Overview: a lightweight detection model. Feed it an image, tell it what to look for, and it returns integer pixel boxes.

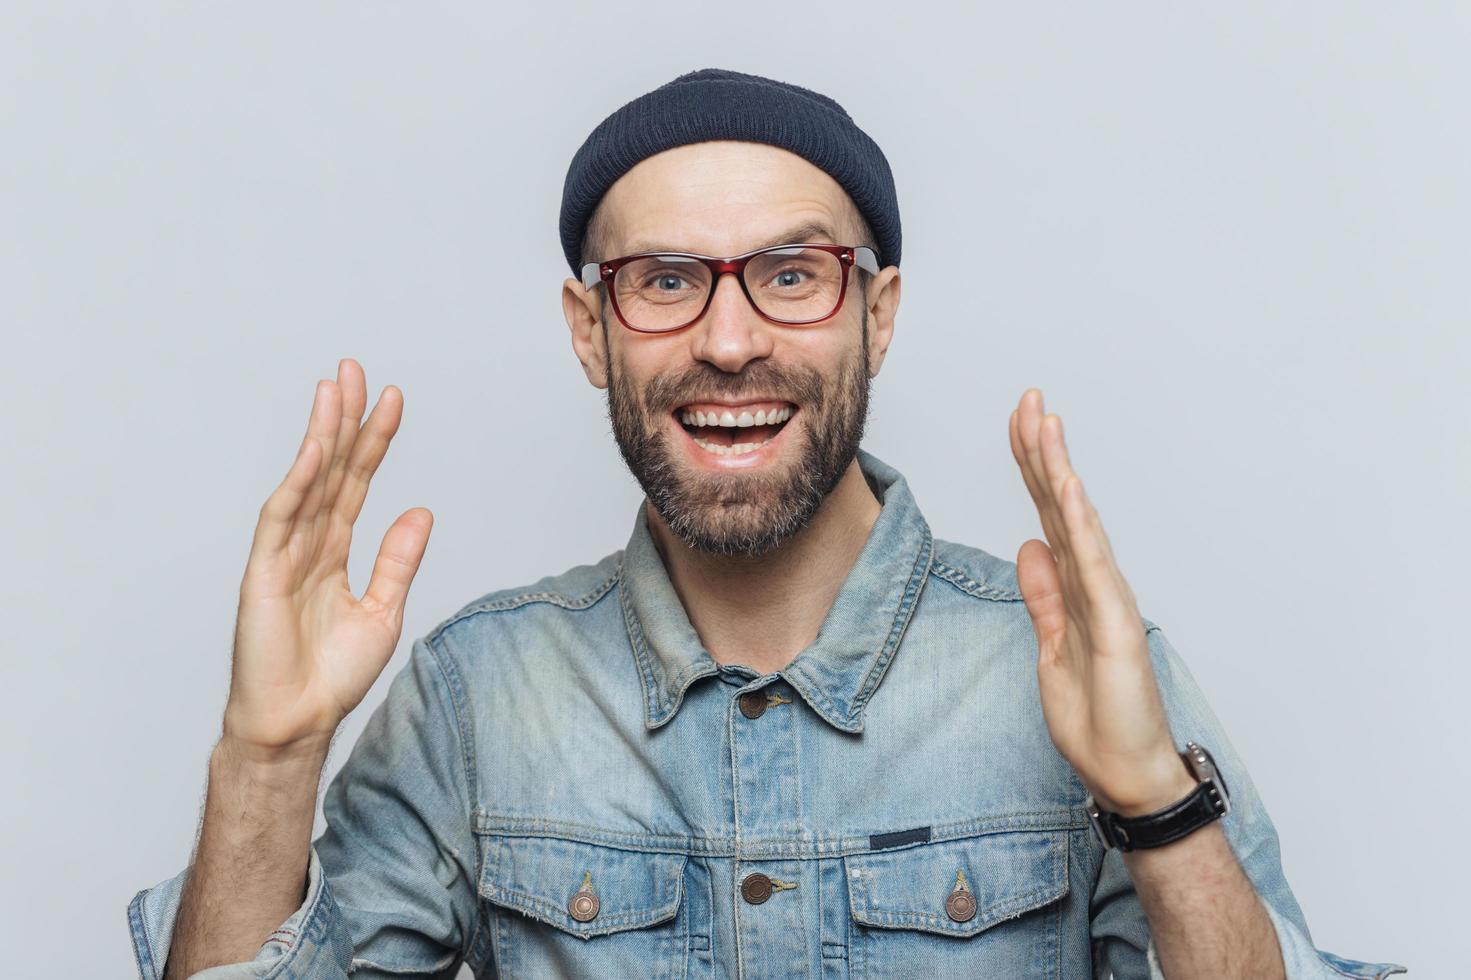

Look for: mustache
[641,360,827,415]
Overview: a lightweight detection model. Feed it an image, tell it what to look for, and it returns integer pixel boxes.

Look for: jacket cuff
[1142,894,1407,980]
[127,844,347,979]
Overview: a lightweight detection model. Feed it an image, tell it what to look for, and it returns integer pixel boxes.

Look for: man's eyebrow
[621,221,840,256]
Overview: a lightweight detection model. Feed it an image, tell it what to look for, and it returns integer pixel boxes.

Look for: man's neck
[645,458,884,675]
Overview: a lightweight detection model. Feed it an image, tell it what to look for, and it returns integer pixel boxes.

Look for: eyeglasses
[581,242,880,334]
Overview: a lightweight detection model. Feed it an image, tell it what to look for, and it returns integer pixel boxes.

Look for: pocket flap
[846,829,1069,938]
[479,835,688,938]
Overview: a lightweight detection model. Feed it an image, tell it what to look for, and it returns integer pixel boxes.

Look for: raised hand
[1008,388,1196,816]
[222,358,433,761]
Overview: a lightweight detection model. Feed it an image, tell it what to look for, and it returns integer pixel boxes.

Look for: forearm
[164,735,329,980]
[1121,814,1285,980]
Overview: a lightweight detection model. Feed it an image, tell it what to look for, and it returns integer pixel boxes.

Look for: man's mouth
[672,400,797,457]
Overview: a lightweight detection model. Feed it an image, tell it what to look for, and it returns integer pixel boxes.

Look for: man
[129,68,1406,979]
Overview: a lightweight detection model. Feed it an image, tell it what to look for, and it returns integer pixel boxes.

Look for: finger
[1057,474,1126,618]
[317,358,368,526]
[1038,410,1108,608]
[360,508,433,628]
[1037,412,1075,500]
[1067,475,1141,622]
[1015,537,1070,664]
[1011,406,1073,571]
[1036,411,1083,548]
[296,379,342,526]
[331,384,404,531]
[1041,412,1126,605]
[1014,390,1074,566]
[251,432,324,557]
[1008,408,1049,506]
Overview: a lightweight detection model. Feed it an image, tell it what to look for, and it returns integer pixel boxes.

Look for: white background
[1,3,1461,976]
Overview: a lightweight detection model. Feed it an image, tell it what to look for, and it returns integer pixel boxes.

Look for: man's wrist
[1106,766,1202,818]
[1087,749,1200,818]
[212,733,330,786]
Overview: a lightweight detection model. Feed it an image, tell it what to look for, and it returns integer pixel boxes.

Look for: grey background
[1,3,1461,976]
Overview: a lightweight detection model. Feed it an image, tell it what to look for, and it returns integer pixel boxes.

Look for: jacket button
[945,886,977,923]
[568,873,599,922]
[738,691,767,719]
[740,872,773,904]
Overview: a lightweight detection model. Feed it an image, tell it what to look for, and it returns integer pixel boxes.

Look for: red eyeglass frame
[580,242,881,334]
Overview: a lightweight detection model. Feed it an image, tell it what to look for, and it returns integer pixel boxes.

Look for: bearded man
[129,68,1406,980]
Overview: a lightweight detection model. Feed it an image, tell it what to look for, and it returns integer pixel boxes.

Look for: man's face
[564,141,898,557]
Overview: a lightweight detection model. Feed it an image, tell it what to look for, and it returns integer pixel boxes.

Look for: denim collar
[618,448,934,734]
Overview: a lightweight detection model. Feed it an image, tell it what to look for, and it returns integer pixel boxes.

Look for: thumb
[1017,538,1068,652]
[361,507,434,626]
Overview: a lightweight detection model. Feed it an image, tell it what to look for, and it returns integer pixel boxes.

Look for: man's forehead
[601,141,858,257]
[621,219,844,258]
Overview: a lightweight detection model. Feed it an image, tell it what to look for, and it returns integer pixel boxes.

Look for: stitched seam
[425,636,482,969]
[779,526,932,731]
[1053,855,1064,980]
[464,837,489,974]
[472,812,1088,857]
[848,829,1070,933]
[854,873,1066,924]
[852,526,934,716]
[426,569,621,644]
[930,560,1025,601]
[486,886,681,932]
[618,563,666,725]
[617,559,722,728]
[351,951,459,973]
[126,888,156,980]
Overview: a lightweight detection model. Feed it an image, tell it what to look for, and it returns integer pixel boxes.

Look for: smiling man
[129,69,1406,979]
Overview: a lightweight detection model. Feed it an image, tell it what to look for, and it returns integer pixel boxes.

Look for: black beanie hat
[559,67,901,275]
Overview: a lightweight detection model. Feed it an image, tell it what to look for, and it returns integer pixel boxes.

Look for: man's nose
[688,273,775,373]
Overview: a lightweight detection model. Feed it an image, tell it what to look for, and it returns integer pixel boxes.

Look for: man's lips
[668,400,798,462]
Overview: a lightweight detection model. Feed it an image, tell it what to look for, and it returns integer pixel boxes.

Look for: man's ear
[563,277,609,389]
[864,267,901,378]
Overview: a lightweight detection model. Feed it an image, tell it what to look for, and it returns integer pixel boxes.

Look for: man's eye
[766,268,810,288]
[642,273,695,291]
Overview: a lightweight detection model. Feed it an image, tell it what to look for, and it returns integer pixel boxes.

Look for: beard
[605,316,871,559]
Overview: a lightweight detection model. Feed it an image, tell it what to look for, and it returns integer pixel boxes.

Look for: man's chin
[648,463,816,557]
[657,508,806,557]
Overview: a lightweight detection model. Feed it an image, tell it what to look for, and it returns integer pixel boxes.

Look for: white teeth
[680,405,795,428]
[691,436,776,456]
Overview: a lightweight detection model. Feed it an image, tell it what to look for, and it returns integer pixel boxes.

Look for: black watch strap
[1085,742,1231,851]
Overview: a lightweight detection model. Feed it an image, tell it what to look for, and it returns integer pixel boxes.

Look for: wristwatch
[1085,741,1231,851]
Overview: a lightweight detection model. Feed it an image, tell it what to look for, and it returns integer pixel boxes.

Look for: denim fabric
[129,449,1407,979]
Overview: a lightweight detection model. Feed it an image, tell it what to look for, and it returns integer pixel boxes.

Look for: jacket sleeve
[1088,623,1408,980]
[127,635,484,979]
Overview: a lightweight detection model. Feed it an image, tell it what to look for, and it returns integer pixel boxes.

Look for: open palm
[1008,388,1188,814]
[222,358,432,758]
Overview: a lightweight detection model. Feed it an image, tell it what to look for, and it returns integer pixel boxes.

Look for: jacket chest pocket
[477,834,703,980]
[842,828,1071,980]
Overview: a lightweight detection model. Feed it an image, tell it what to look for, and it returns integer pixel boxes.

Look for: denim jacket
[129,449,1407,979]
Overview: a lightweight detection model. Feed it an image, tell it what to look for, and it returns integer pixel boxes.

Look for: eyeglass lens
[612,247,845,331]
